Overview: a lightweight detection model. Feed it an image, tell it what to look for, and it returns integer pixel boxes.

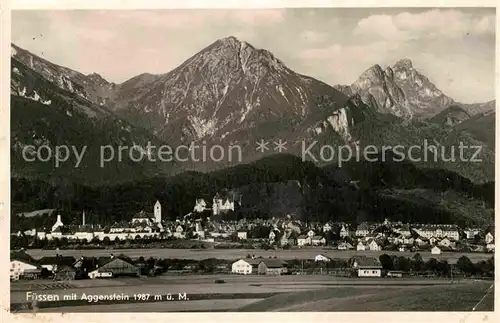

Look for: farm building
[431,246,442,255]
[314,254,331,262]
[231,259,260,274]
[257,259,288,275]
[88,255,139,279]
[10,251,41,280]
[54,266,77,280]
[237,231,248,240]
[350,256,382,277]
[37,255,76,272]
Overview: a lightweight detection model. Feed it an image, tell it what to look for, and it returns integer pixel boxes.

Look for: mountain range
[9,36,496,226]
[11,37,495,184]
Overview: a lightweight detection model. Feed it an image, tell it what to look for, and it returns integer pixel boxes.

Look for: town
[12,193,495,254]
[10,193,495,283]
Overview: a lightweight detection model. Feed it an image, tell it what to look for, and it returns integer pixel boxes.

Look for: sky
[11,8,496,103]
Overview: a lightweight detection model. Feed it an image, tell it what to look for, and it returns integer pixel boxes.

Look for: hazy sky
[12,8,496,103]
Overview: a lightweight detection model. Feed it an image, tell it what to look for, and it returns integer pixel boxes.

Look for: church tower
[154,200,162,224]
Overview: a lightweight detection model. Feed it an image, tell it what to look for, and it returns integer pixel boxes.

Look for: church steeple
[154,200,162,224]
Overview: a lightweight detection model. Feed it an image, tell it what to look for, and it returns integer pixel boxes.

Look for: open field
[238,282,495,311]
[22,248,494,262]
[11,275,494,312]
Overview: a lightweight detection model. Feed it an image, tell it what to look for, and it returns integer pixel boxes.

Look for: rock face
[11,44,117,107]
[339,58,454,119]
[109,36,351,145]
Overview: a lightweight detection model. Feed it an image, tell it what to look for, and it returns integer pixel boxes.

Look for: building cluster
[14,191,495,255]
[10,251,155,281]
[264,218,495,253]
[230,255,384,278]
[16,193,242,242]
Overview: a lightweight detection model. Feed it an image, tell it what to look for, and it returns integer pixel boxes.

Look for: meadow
[11,275,494,312]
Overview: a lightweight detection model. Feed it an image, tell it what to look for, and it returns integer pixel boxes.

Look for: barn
[88,255,139,279]
[350,256,383,277]
[54,266,77,280]
[257,259,288,275]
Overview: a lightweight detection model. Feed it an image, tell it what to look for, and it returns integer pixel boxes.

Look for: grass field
[238,282,495,311]
[22,248,493,263]
[11,275,494,312]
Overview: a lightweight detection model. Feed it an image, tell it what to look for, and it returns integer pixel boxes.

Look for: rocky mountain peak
[393,58,413,70]
[87,72,110,85]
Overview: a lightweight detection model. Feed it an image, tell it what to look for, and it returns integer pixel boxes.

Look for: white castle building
[212,192,241,216]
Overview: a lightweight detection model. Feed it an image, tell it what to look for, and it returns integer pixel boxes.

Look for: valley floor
[11,275,494,312]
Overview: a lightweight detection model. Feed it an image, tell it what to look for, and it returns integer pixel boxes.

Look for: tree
[393,256,411,272]
[425,258,439,272]
[102,236,111,245]
[437,260,450,276]
[379,254,394,270]
[456,256,475,275]
[411,253,424,272]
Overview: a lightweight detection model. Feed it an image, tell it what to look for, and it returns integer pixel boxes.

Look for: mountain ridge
[10,37,495,184]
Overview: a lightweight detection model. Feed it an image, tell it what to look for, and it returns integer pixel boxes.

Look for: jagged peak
[87,72,109,84]
[393,58,413,69]
[384,66,394,79]
[357,64,385,82]
[219,36,241,44]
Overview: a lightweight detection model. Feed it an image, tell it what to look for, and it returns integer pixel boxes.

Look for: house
[269,231,276,243]
[54,266,77,280]
[193,198,208,213]
[395,224,411,237]
[355,223,370,237]
[402,236,414,245]
[212,191,240,216]
[464,228,480,240]
[237,231,248,240]
[339,224,349,238]
[130,210,154,227]
[485,232,494,244]
[257,259,288,275]
[231,259,259,275]
[173,225,185,239]
[367,239,381,251]
[356,241,366,251]
[486,243,495,252]
[88,255,139,279]
[337,242,354,250]
[51,226,63,238]
[438,237,454,248]
[311,235,326,246]
[315,254,332,262]
[37,255,76,272]
[297,235,309,247]
[350,256,382,277]
[280,230,297,247]
[442,225,460,241]
[51,214,64,232]
[415,237,429,246]
[10,251,40,281]
[431,246,441,255]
